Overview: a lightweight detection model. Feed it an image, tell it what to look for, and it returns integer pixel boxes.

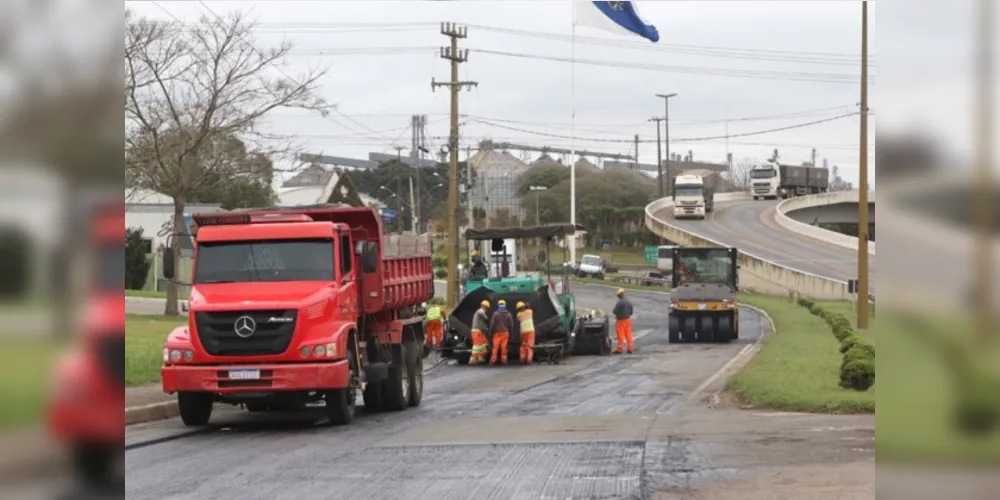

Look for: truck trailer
[672,170,719,219]
[159,204,434,427]
[750,161,829,199]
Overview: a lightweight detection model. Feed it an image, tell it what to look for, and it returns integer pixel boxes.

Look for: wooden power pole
[432,22,477,306]
[856,1,870,329]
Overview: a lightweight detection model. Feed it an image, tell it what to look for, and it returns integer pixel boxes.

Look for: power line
[461,105,857,128]
[466,24,875,65]
[468,113,859,144]
[472,49,872,84]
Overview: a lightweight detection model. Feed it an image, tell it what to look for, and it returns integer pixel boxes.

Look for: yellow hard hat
[497,299,506,306]
[471,250,480,257]
[616,288,626,296]
[480,300,490,308]
[516,301,526,310]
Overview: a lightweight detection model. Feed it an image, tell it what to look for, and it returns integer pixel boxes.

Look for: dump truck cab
[444,223,611,364]
[667,246,740,343]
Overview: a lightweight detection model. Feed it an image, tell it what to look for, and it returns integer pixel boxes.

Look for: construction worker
[489,299,514,365]
[516,301,535,364]
[425,299,444,348]
[612,288,635,354]
[470,300,491,365]
[469,250,488,280]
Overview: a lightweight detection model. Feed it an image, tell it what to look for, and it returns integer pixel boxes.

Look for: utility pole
[394,145,405,233]
[974,0,994,345]
[856,1,870,329]
[649,117,664,197]
[656,93,678,193]
[432,22,478,306]
[633,134,640,170]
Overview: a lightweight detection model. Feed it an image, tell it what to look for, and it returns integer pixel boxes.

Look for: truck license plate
[228,369,260,380]
[698,303,707,310]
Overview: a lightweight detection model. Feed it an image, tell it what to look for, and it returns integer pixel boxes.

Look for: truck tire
[363,382,385,413]
[717,315,735,343]
[753,196,759,201]
[177,392,213,426]
[72,443,120,492]
[404,340,423,407]
[383,346,409,411]
[699,316,715,342]
[326,348,359,425]
[668,315,681,344]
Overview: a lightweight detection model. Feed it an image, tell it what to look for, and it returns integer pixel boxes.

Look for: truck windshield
[674,249,734,285]
[100,244,125,291]
[657,247,673,259]
[581,255,602,267]
[750,168,776,179]
[674,186,703,197]
[194,239,334,284]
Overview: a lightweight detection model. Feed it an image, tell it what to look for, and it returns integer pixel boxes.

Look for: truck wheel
[326,349,359,425]
[363,382,385,413]
[72,443,119,492]
[668,315,681,344]
[753,196,759,201]
[404,340,423,407]
[699,316,715,343]
[177,392,213,426]
[717,315,735,343]
[383,346,409,411]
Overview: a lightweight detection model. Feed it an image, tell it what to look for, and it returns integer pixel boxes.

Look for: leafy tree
[126,227,152,291]
[0,226,30,299]
[348,160,473,231]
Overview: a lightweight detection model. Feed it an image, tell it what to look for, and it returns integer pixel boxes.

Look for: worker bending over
[516,302,535,364]
[424,299,444,348]
[489,299,514,365]
[613,288,634,354]
[470,300,491,365]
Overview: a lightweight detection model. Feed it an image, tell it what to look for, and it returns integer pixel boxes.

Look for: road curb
[126,400,179,426]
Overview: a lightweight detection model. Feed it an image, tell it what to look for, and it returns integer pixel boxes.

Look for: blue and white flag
[573,1,659,42]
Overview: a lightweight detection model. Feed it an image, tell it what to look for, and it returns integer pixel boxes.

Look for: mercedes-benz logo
[234,316,257,338]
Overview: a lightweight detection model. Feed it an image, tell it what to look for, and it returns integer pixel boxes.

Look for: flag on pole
[573,1,660,42]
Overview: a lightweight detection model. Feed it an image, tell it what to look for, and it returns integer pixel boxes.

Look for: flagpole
[569,4,578,266]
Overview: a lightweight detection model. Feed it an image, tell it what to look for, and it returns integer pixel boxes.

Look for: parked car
[640,271,668,287]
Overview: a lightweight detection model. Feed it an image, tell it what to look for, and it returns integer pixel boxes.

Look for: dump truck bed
[380,233,435,310]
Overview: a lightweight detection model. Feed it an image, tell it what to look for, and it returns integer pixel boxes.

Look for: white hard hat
[421,302,427,308]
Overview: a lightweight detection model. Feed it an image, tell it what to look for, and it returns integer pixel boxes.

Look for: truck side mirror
[359,241,378,274]
[162,245,175,280]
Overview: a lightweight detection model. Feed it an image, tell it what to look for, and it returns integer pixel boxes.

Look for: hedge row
[796,297,875,392]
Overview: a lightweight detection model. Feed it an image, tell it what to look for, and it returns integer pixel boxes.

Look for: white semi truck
[750,160,830,200]
[672,170,718,220]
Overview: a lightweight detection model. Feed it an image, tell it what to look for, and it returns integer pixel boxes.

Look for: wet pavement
[120,284,873,499]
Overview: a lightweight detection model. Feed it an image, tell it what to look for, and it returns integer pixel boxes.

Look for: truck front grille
[194,310,297,356]
[100,337,125,387]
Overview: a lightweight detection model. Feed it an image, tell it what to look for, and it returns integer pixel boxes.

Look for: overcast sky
[125,1,997,186]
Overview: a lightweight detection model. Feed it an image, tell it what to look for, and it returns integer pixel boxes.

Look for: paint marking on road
[689,303,773,399]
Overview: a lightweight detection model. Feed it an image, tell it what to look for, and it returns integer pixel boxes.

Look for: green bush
[0,225,30,298]
[434,268,448,279]
[126,227,151,290]
[797,297,875,393]
[432,254,447,269]
[839,355,875,391]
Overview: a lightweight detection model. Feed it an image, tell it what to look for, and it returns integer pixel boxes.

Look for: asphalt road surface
[122,286,874,499]
[656,199,875,287]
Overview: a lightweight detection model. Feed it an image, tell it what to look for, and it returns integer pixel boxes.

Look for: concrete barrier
[775,190,876,255]
[645,193,852,300]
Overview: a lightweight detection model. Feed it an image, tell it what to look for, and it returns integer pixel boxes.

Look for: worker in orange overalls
[612,288,634,354]
[424,299,444,348]
[516,301,535,365]
[469,300,490,365]
[489,299,514,365]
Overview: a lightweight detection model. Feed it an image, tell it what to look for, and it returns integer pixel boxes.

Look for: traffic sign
[380,208,397,225]
[644,245,657,262]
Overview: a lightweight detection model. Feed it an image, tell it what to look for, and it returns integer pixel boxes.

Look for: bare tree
[730,157,757,190]
[125,10,329,315]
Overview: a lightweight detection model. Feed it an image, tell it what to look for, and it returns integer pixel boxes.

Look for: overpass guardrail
[645,192,859,301]
[774,190,876,255]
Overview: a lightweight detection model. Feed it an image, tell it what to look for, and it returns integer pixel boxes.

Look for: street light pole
[655,93,677,195]
[529,185,547,247]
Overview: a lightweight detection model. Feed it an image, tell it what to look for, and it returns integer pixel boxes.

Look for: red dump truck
[47,195,124,489]
[160,204,434,427]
